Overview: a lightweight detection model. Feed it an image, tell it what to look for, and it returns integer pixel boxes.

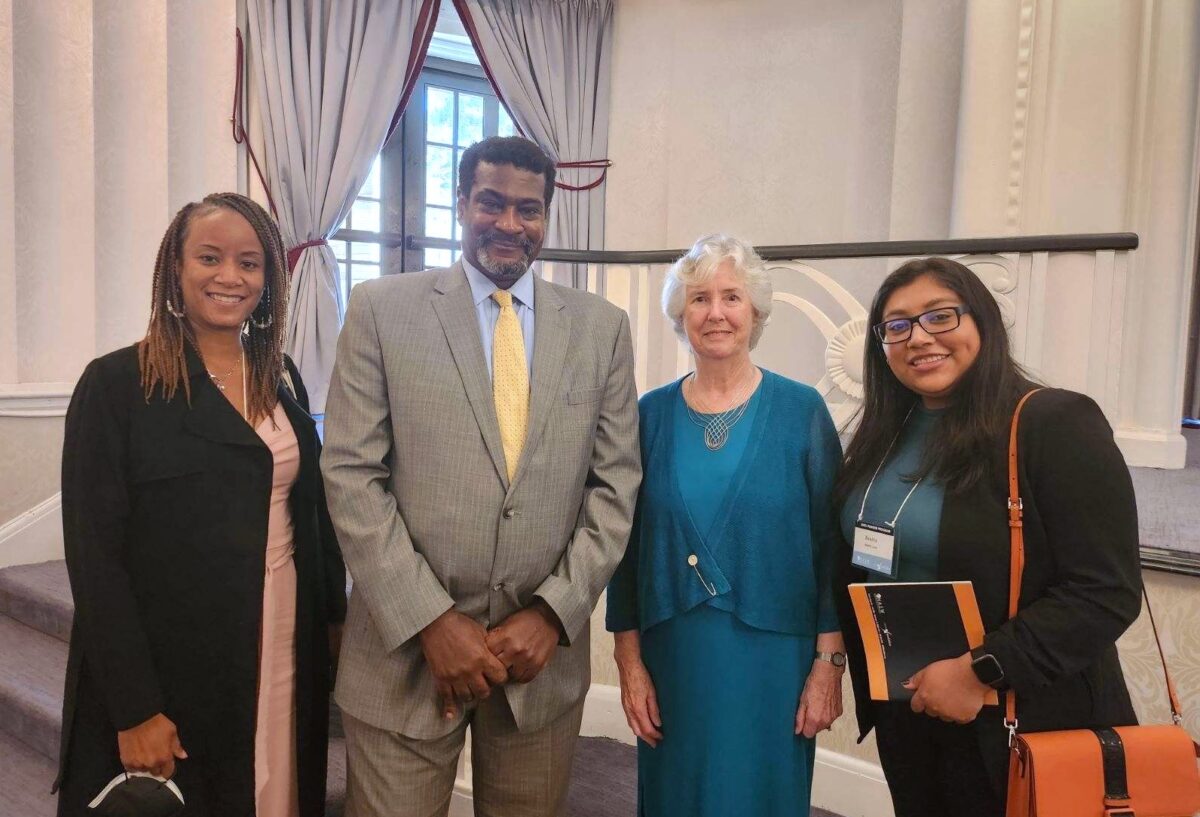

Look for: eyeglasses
[872,305,970,344]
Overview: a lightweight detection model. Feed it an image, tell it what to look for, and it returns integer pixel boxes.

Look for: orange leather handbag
[1003,390,1200,817]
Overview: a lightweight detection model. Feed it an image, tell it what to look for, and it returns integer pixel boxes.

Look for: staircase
[0,559,639,817]
[0,560,348,816]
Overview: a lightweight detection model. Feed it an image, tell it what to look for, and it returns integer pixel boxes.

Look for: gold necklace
[207,358,240,392]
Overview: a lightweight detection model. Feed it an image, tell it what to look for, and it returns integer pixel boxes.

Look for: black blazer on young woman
[55,344,347,817]
[836,388,1142,794]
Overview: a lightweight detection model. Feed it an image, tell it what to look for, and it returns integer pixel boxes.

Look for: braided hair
[138,192,289,424]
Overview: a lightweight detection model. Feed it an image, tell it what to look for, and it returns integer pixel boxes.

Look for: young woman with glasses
[833,257,1141,817]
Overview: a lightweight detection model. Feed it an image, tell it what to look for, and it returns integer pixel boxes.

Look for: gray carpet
[0,560,844,817]
[1128,427,1200,557]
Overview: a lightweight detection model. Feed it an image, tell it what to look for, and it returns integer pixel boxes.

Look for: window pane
[454,217,461,241]
[425,206,453,239]
[331,240,347,260]
[351,263,380,289]
[457,94,483,146]
[425,248,452,269]
[359,156,382,199]
[426,145,454,206]
[498,106,516,138]
[350,199,380,233]
[350,241,380,262]
[427,86,454,144]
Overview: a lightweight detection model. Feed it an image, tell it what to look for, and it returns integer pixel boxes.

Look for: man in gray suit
[322,136,641,817]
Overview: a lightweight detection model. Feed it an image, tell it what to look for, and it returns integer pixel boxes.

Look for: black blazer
[836,388,1141,792]
[56,344,346,817]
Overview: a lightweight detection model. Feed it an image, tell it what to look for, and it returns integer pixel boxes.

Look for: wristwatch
[815,651,846,668]
[970,647,1006,689]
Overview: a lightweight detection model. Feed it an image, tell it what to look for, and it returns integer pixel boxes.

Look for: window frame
[330,56,514,303]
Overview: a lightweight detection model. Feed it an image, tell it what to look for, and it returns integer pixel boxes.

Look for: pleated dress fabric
[254,403,300,817]
[637,386,817,816]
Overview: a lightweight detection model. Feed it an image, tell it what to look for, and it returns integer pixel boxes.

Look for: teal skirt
[638,602,817,816]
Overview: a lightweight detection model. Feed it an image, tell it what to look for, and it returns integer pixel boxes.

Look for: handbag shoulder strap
[1005,389,1195,751]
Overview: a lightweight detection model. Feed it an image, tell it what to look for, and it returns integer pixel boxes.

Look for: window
[332,58,516,305]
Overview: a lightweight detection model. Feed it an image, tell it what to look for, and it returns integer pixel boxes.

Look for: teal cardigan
[606,370,842,636]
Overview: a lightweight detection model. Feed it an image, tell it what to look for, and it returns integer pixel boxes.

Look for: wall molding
[0,492,63,569]
[0,382,73,418]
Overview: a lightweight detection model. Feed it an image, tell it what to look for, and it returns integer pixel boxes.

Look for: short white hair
[662,233,773,350]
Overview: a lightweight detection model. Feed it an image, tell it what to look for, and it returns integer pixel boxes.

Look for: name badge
[852,521,898,577]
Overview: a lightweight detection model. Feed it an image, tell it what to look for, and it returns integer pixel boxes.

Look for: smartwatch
[815,651,846,668]
[970,647,1006,689]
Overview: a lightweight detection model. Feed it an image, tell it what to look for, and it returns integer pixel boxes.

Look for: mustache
[480,229,535,256]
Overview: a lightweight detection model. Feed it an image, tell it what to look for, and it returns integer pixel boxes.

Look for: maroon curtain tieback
[555,159,612,191]
[287,238,330,272]
[233,29,279,218]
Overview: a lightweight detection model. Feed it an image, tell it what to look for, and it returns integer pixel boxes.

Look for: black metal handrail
[392,232,1139,264]
[535,232,1139,264]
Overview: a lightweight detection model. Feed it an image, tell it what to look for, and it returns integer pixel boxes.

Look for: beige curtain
[246,0,440,413]
[454,0,614,287]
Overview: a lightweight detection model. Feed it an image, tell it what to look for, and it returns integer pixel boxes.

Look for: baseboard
[0,493,63,569]
[1115,428,1188,468]
[576,683,895,817]
[811,747,894,817]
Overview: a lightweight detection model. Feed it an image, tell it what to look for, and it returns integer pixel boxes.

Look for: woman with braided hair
[56,193,346,817]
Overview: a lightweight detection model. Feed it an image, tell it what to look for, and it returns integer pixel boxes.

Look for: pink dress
[254,403,300,817]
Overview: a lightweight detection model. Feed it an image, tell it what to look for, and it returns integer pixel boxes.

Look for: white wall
[0,0,240,526]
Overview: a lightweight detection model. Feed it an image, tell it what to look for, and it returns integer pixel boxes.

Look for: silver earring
[165,299,186,318]
[250,287,272,330]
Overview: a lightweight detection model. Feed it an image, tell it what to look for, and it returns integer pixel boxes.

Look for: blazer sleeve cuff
[534,575,589,647]
[377,588,455,653]
[108,686,167,733]
[982,629,1039,693]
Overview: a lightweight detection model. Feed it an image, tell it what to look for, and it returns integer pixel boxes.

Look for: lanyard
[857,405,923,528]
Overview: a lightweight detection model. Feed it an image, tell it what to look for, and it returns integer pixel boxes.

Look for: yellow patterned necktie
[491,289,529,481]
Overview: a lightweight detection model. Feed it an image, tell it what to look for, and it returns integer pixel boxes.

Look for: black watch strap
[970,647,1007,690]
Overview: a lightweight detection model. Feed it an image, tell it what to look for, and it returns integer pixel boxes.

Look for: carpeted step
[565,737,636,816]
[0,615,67,761]
[0,728,58,817]
[0,560,73,643]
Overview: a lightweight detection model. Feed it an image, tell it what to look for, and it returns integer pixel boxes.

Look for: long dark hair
[835,257,1036,502]
[138,192,288,422]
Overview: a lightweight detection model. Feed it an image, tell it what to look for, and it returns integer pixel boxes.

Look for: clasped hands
[419,602,562,719]
[904,652,993,724]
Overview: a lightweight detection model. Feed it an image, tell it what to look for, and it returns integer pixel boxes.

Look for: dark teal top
[839,404,945,581]
[606,369,842,636]
[674,381,762,537]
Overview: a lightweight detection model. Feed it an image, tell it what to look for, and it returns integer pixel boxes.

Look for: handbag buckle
[1005,717,1019,748]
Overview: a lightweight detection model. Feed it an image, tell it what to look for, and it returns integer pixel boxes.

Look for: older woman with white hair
[606,234,845,816]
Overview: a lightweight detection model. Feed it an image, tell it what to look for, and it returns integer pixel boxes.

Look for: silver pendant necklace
[685,369,757,451]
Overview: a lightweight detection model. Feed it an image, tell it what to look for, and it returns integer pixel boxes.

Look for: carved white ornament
[824,318,867,400]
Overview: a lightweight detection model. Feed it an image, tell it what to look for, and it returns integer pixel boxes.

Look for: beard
[475,229,536,281]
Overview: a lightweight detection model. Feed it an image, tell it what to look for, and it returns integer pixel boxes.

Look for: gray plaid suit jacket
[322,262,641,739]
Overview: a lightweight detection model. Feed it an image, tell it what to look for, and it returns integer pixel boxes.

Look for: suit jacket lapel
[181,344,264,449]
[431,263,509,487]
[513,277,570,488]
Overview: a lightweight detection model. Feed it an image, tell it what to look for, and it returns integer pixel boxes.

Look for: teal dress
[637,382,819,816]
